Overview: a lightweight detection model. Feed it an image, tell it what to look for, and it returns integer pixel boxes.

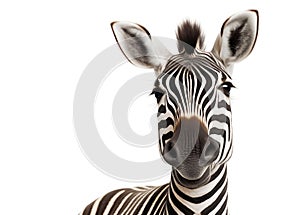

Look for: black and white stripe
[81,10,258,215]
[81,165,228,215]
[156,52,233,165]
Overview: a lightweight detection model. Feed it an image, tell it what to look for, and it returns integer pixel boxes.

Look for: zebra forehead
[159,60,220,84]
[154,52,233,94]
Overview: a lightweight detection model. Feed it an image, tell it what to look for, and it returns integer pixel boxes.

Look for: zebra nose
[199,137,220,166]
[163,138,220,167]
[162,117,219,167]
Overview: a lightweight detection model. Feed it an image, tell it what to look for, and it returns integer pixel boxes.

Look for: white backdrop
[1,0,300,214]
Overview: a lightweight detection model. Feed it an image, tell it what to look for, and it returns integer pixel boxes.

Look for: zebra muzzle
[162,117,220,168]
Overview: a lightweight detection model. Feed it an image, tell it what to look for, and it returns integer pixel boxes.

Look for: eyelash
[220,82,235,97]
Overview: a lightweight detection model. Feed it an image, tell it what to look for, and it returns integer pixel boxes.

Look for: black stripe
[158,105,166,114]
[167,102,176,118]
[210,114,231,142]
[201,182,228,215]
[106,190,130,214]
[82,199,95,215]
[133,188,156,214]
[182,69,189,111]
[196,68,210,108]
[224,142,232,161]
[162,131,174,145]
[194,74,201,102]
[210,128,226,138]
[166,199,178,215]
[163,65,183,111]
[171,167,227,204]
[216,195,228,215]
[142,184,168,214]
[116,191,137,213]
[210,128,227,159]
[94,189,123,214]
[202,97,210,114]
[158,117,174,129]
[227,119,231,141]
[208,114,229,128]
[169,187,194,215]
[148,188,168,215]
[175,70,186,111]
[209,164,225,182]
[123,191,145,214]
[218,100,231,112]
[189,72,195,105]
[158,201,167,215]
[205,96,216,120]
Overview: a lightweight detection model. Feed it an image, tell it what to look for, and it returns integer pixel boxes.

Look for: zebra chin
[173,165,212,188]
[172,149,216,188]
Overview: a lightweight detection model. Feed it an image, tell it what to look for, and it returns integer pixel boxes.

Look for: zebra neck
[165,164,228,215]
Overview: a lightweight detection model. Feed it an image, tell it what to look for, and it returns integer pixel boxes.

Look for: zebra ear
[111,21,172,74]
[212,10,259,69]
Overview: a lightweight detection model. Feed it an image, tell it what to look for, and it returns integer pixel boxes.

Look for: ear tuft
[228,18,250,56]
[212,10,259,68]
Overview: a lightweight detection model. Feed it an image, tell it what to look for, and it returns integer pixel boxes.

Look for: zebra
[81,10,259,215]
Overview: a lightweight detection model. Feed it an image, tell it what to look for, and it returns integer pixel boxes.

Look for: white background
[1,0,300,214]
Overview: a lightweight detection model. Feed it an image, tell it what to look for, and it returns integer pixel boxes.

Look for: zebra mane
[176,20,205,54]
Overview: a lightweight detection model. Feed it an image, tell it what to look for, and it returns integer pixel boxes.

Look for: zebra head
[111,10,258,187]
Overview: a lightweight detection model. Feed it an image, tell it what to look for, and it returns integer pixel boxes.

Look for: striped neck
[165,164,228,215]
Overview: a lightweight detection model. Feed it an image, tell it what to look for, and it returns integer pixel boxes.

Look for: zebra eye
[150,89,164,103]
[220,82,235,97]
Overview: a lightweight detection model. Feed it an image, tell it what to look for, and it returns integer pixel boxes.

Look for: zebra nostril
[163,141,178,166]
[199,139,220,166]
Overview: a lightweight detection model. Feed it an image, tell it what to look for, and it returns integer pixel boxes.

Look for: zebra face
[111,10,258,186]
[152,52,234,182]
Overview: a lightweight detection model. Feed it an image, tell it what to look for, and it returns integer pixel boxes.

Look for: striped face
[152,51,233,181]
[111,10,258,184]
